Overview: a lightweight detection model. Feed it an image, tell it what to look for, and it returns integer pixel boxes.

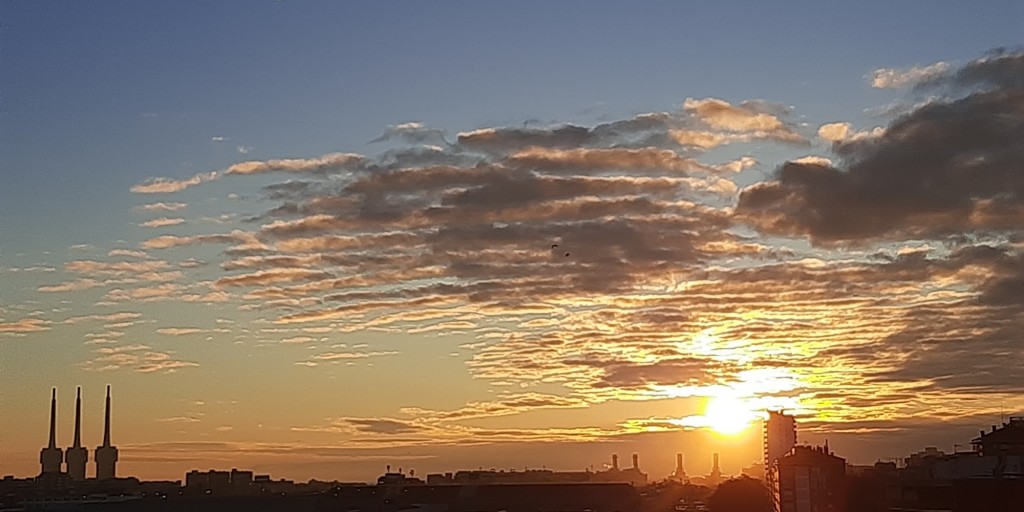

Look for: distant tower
[65,387,89,480]
[673,452,687,480]
[39,388,64,474]
[764,410,797,466]
[710,453,721,480]
[611,454,619,471]
[94,386,118,479]
[631,453,639,470]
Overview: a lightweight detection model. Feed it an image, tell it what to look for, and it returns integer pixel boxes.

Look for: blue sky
[5,1,1021,251]
[2,1,1023,482]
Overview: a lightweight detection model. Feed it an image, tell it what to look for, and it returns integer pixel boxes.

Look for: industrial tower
[94,385,118,479]
[65,387,89,480]
[39,388,64,474]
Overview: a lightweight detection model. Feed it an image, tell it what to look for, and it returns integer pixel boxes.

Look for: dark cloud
[738,64,1024,243]
[918,49,1024,91]
[345,418,423,435]
[369,122,449,146]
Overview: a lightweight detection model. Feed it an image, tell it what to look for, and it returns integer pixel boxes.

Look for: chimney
[65,387,89,480]
[992,425,997,433]
[73,388,82,447]
[611,454,619,470]
[94,385,119,479]
[49,388,58,448]
[632,453,639,469]
[39,388,64,474]
[103,386,113,447]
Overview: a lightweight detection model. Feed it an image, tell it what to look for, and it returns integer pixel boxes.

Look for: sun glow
[703,395,757,434]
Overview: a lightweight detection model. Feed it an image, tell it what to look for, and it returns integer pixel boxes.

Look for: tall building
[765,410,797,467]
[39,388,64,475]
[64,387,89,480]
[94,386,118,479]
[769,445,846,512]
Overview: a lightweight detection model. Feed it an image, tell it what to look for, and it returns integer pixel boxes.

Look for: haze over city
[2,0,1023,487]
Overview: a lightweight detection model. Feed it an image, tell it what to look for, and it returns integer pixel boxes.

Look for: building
[764,410,798,509]
[765,410,797,469]
[770,445,846,512]
[593,453,648,485]
[64,387,89,481]
[94,386,118,479]
[971,416,1024,456]
[39,389,64,475]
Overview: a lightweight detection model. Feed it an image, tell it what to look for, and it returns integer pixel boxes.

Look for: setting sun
[703,396,756,435]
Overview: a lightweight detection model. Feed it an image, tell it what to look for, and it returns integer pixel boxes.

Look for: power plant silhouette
[39,386,118,480]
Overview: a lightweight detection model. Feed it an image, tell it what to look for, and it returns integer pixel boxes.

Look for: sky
[2,1,1023,483]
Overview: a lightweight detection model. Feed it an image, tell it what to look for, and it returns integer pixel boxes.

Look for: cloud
[63,312,142,324]
[345,418,423,435]
[455,112,673,154]
[683,98,781,131]
[82,344,198,373]
[737,54,1024,243]
[871,61,951,89]
[104,283,183,302]
[108,249,149,258]
[131,171,220,194]
[370,121,448,146]
[130,152,365,196]
[225,152,365,175]
[505,146,706,173]
[135,202,187,212]
[66,259,170,275]
[139,217,185,228]
[82,74,1024,441]
[38,279,103,293]
[817,122,851,142]
[156,328,204,336]
[0,318,50,333]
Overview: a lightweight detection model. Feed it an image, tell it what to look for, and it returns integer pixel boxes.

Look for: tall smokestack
[65,387,89,480]
[94,385,119,479]
[611,454,619,470]
[74,387,82,447]
[39,388,64,474]
[48,388,57,448]
[673,452,686,479]
[102,385,111,447]
[632,453,639,469]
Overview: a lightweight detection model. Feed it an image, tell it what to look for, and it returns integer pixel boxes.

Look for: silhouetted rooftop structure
[971,416,1024,456]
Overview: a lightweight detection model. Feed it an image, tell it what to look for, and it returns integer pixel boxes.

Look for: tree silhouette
[708,476,772,512]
